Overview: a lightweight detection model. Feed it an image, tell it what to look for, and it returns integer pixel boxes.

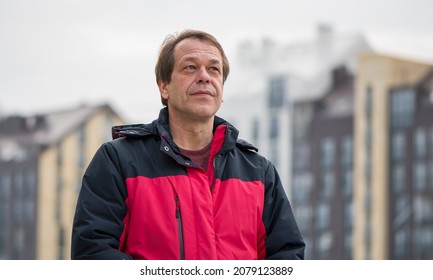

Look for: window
[390,87,415,128]
[364,155,372,182]
[413,195,432,223]
[293,143,310,170]
[12,172,23,199]
[316,202,330,230]
[365,86,373,119]
[294,205,312,233]
[414,127,427,158]
[363,218,372,259]
[293,173,312,201]
[13,201,23,225]
[0,174,11,200]
[431,127,433,156]
[394,228,408,259]
[104,113,114,142]
[0,230,5,260]
[340,135,353,166]
[269,116,279,139]
[12,228,25,260]
[23,170,35,199]
[23,201,34,224]
[344,233,353,259]
[414,226,433,259]
[413,162,427,191]
[321,171,334,200]
[393,196,410,228]
[391,164,405,193]
[391,132,406,161]
[268,76,286,108]
[57,227,65,260]
[431,162,433,189]
[269,144,279,167]
[0,199,9,239]
[293,104,313,142]
[250,118,259,144]
[342,170,353,198]
[364,184,372,211]
[365,125,373,150]
[317,231,333,259]
[344,202,353,228]
[320,137,335,168]
[77,125,86,169]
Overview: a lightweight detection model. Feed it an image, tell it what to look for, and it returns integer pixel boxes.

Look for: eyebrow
[180,56,221,65]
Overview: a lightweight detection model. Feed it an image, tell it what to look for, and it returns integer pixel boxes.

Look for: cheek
[174,77,193,93]
[213,80,224,93]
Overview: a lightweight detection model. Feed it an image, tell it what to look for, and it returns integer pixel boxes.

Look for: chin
[192,103,219,115]
[190,108,218,121]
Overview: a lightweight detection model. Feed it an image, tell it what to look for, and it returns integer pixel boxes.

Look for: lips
[191,90,214,97]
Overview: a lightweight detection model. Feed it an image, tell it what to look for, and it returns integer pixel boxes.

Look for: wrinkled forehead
[174,38,222,62]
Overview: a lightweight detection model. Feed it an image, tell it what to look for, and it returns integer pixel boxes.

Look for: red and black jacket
[71,108,305,260]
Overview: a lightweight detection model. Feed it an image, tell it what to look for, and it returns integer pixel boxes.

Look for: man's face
[159,38,224,122]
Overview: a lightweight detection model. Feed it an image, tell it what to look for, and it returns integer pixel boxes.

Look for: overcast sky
[1,0,433,123]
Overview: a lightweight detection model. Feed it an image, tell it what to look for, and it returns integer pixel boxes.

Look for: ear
[158,81,169,100]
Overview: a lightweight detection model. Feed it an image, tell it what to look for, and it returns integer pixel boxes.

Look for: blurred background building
[0,103,124,259]
[220,25,433,260]
[1,24,433,260]
[221,24,371,198]
[354,53,433,260]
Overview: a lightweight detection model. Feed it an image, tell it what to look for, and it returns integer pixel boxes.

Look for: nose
[196,67,210,84]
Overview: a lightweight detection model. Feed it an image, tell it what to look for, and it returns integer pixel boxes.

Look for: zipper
[210,154,220,192]
[175,196,185,260]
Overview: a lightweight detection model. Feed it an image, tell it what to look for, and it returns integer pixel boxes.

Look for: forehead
[174,38,222,62]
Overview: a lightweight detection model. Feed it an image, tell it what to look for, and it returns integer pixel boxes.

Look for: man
[71,29,305,260]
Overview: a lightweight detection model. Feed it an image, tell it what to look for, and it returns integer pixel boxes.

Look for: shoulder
[233,138,269,168]
[111,122,157,139]
[235,138,258,152]
[102,123,159,159]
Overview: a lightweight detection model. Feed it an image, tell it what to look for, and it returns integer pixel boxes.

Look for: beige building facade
[353,53,432,259]
[0,104,124,259]
[37,105,124,260]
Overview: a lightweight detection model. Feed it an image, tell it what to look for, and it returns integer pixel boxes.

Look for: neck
[168,114,214,151]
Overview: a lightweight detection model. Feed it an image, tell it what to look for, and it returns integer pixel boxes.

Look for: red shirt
[179,141,212,170]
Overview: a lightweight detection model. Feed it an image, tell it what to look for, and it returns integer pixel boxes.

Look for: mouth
[191,90,214,97]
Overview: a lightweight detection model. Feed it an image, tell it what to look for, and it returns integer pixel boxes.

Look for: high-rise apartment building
[221,27,433,260]
[291,65,355,259]
[220,25,371,199]
[354,53,433,259]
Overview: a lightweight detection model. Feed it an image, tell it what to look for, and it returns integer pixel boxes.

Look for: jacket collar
[111,107,257,152]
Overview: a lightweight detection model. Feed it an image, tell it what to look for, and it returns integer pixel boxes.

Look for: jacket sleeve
[71,142,131,260]
[262,161,305,259]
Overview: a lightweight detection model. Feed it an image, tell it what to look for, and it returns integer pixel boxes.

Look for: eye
[184,65,196,70]
[209,66,221,73]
